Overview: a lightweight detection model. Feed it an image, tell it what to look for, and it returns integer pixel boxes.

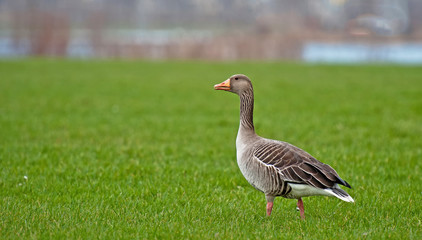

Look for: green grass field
[1,59,421,239]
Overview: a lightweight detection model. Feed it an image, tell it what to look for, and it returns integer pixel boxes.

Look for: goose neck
[239,88,255,133]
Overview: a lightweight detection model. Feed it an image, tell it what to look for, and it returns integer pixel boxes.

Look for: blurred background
[1,0,422,63]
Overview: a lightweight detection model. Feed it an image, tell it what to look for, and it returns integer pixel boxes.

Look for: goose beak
[214,79,231,91]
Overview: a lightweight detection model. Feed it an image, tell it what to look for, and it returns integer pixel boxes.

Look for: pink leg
[266,202,274,216]
[297,198,305,220]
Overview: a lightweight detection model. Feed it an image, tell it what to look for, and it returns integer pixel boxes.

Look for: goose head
[214,74,252,95]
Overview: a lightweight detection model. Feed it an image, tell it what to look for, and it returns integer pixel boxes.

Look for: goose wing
[253,140,351,189]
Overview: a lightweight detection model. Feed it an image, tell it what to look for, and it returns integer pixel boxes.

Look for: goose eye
[235,78,238,80]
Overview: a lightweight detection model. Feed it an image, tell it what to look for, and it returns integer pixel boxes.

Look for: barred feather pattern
[238,151,292,197]
[251,139,351,198]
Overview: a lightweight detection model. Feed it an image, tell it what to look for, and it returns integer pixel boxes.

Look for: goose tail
[324,187,354,203]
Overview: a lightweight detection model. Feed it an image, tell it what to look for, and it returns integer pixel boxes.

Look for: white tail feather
[288,183,354,202]
[324,188,355,203]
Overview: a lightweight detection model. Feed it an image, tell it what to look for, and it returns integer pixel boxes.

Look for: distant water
[0,37,94,58]
[303,42,422,64]
[0,29,211,58]
[2,33,422,63]
[0,38,30,57]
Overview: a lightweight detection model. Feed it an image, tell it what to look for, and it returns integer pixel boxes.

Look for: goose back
[236,136,351,199]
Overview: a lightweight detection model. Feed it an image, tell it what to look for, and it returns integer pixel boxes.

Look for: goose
[214,74,354,219]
